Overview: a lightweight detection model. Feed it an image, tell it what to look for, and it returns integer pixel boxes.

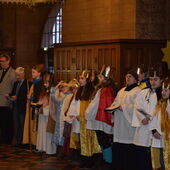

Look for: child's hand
[56,81,64,88]
[153,131,161,139]
[141,116,150,125]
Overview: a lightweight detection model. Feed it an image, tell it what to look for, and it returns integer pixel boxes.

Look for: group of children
[11,63,170,170]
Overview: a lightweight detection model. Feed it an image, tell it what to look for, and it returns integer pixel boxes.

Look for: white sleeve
[122,88,141,124]
[65,98,80,124]
[85,89,100,120]
[132,91,146,127]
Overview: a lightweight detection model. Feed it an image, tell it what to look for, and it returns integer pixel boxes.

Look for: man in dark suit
[5,67,28,145]
[0,54,16,144]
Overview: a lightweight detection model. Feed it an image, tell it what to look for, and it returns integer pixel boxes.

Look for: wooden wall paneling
[61,50,65,70]
[76,71,81,80]
[147,48,152,67]
[103,47,112,67]
[82,49,87,70]
[55,71,60,83]
[122,48,131,70]
[93,47,98,70]
[56,50,61,70]
[120,45,135,86]
[150,47,163,65]
[67,49,71,70]
[87,48,93,70]
[132,47,138,67]
[136,48,143,65]
[111,46,119,85]
[54,39,166,88]
[76,49,81,70]
[97,48,104,70]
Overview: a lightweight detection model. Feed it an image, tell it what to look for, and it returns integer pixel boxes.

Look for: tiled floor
[0,144,80,170]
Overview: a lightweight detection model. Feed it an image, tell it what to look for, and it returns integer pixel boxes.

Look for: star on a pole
[162,40,170,69]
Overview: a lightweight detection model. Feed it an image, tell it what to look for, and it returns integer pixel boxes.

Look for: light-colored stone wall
[62,0,136,42]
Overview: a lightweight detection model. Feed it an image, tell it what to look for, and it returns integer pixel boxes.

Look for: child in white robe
[132,66,164,170]
[36,79,56,154]
[149,78,170,170]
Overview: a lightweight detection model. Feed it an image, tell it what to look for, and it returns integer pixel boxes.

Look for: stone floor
[0,144,80,170]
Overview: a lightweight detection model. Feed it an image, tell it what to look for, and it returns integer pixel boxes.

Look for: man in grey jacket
[0,54,16,144]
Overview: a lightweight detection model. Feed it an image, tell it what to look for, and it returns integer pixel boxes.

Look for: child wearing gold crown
[109,69,141,170]
[132,64,167,170]
[67,70,101,168]
[85,66,116,169]
[150,77,170,170]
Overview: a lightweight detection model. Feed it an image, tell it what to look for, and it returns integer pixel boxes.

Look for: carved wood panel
[54,40,166,87]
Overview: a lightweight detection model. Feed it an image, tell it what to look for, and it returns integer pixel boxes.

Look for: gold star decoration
[162,40,170,69]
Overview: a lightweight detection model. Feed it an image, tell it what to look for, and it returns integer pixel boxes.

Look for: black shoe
[79,156,94,169]
[98,161,112,170]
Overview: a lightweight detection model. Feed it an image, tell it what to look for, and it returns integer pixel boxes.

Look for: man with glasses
[0,54,16,144]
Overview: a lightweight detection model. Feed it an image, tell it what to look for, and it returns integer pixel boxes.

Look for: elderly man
[5,67,28,145]
[0,54,16,144]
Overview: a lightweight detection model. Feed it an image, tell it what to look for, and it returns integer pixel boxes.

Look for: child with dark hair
[150,77,170,170]
[109,69,141,170]
[86,66,116,170]
[90,70,99,87]
[36,74,56,154]
[132,64,167,170]
[68,70,101,168]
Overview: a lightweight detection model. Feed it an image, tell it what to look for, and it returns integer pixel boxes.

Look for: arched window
[52,8,62,44]
[41,5,62,48]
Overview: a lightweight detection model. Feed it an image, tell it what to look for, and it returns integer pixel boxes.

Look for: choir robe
[85,89,114,134]
[60,93,74,155]
[67,98,80,150]
[67,98,101,157]
[113,86,141,143]
[60,93,74,140]
[110,84,141,170]
[132,88,158,147]
[67,98,80,134]
[149,111,164,148]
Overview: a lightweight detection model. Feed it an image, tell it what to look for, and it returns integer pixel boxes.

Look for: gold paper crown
[162,78,170,89]
[100,65,111,78]
[137,67,140,75]
[81,70,90,79]
[136,64,147,75]
[68,78,80,88]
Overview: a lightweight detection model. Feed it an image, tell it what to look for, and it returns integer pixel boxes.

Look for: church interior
[0,0,170,170]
